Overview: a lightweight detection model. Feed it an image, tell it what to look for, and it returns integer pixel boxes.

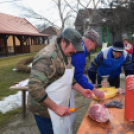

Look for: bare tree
[92,0,134,42]
[64,0,101,33]
[52,0,75,32]
[1,0,102,32]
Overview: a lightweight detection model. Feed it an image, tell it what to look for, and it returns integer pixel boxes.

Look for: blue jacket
[71,41,94,90]
[88,47,134,84]
[98,47,125,79]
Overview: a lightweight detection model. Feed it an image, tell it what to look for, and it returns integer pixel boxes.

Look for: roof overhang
[0,30,50,37]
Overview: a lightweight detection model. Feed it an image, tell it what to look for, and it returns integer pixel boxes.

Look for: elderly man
[88,41,134,90]
[28,28,95,134]
[70,30,104,125]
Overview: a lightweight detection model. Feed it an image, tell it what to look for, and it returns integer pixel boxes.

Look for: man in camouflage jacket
[28,28,95,134]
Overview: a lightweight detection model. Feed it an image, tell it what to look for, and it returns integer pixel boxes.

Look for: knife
[69,106,84,112]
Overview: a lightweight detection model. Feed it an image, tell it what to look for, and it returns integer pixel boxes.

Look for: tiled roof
[0,12,49,37]
[41,26,60,35]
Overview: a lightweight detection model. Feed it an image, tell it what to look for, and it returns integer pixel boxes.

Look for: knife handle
[69,108,76,112]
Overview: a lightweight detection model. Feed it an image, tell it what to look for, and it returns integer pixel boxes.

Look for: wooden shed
[0,12,50,57]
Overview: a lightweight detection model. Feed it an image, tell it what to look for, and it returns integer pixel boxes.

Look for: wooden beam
[12,35,17,55]
[38,37,40,45]
[36,37,37,44]
[21,36,24,53]
[18,36,24,53]
[23,36,28,42]
[4,36,8,57]
[31,37,32,45]
[43,37,45,44]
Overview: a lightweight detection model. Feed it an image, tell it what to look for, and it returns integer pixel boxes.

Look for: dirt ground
[0,74,125,134]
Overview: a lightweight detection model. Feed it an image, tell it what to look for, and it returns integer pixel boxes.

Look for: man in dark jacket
[88,41,134,89]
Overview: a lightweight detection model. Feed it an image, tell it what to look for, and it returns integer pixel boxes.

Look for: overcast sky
[0,0,108,31]
[0,0,54,30]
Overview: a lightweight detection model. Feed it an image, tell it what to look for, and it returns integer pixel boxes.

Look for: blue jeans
[34,114,54,134]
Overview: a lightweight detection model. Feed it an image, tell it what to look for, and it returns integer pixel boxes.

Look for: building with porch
[0,12,50,57]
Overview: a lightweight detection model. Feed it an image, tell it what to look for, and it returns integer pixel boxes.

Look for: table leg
[22,90,26,118]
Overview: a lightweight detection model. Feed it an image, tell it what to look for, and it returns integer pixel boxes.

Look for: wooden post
[47,37,49,44]
[22,90,26,118]
[37,37,40,45]
[12,35,16,55]
[36,37,38,45]
[4,36,8,57]
[26,38,27,46]
[20,36,24,53]
[43,37,45,44]
[31,37,32,45]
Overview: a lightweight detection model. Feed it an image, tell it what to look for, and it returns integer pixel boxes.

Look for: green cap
[62,28,83,51]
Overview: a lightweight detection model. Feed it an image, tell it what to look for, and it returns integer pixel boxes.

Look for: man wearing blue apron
[28,28,95,134]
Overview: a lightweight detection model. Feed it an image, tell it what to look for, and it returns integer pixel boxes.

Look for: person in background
[123,38,133,55]
[70,30,104,125]
[88,41,134,93]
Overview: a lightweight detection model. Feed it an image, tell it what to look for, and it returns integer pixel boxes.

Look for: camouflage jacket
[27,42,73,118]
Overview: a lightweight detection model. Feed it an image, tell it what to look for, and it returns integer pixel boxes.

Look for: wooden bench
[76,94,134,134]
[9,85,28,118]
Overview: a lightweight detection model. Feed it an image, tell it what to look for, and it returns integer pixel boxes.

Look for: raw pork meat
[88,104,111,122]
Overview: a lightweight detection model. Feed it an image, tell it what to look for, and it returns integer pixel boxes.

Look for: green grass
[90,47,102,54]
[0,52,37,100]
[84,55,95,74]
[0,52,37,127]
[0,108,21,127]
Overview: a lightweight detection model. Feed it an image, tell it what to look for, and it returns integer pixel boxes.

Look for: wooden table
[76,94,134,134]
[9,85,28,118]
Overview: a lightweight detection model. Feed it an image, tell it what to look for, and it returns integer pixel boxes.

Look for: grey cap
[62,28,83,51]
[84,29,100,45]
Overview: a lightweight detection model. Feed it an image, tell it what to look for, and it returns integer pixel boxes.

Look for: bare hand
[82,89,95,99]
[117,88,125,94]
[53,105,71,116]
[93,88,105,98]
[127,81,134,91]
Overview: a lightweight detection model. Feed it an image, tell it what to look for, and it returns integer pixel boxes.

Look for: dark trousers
[34,114,54,134]
[97,75,120,88]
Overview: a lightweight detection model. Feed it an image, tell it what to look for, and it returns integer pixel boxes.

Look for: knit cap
[112,41,124,52]
[84,30,100,45]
